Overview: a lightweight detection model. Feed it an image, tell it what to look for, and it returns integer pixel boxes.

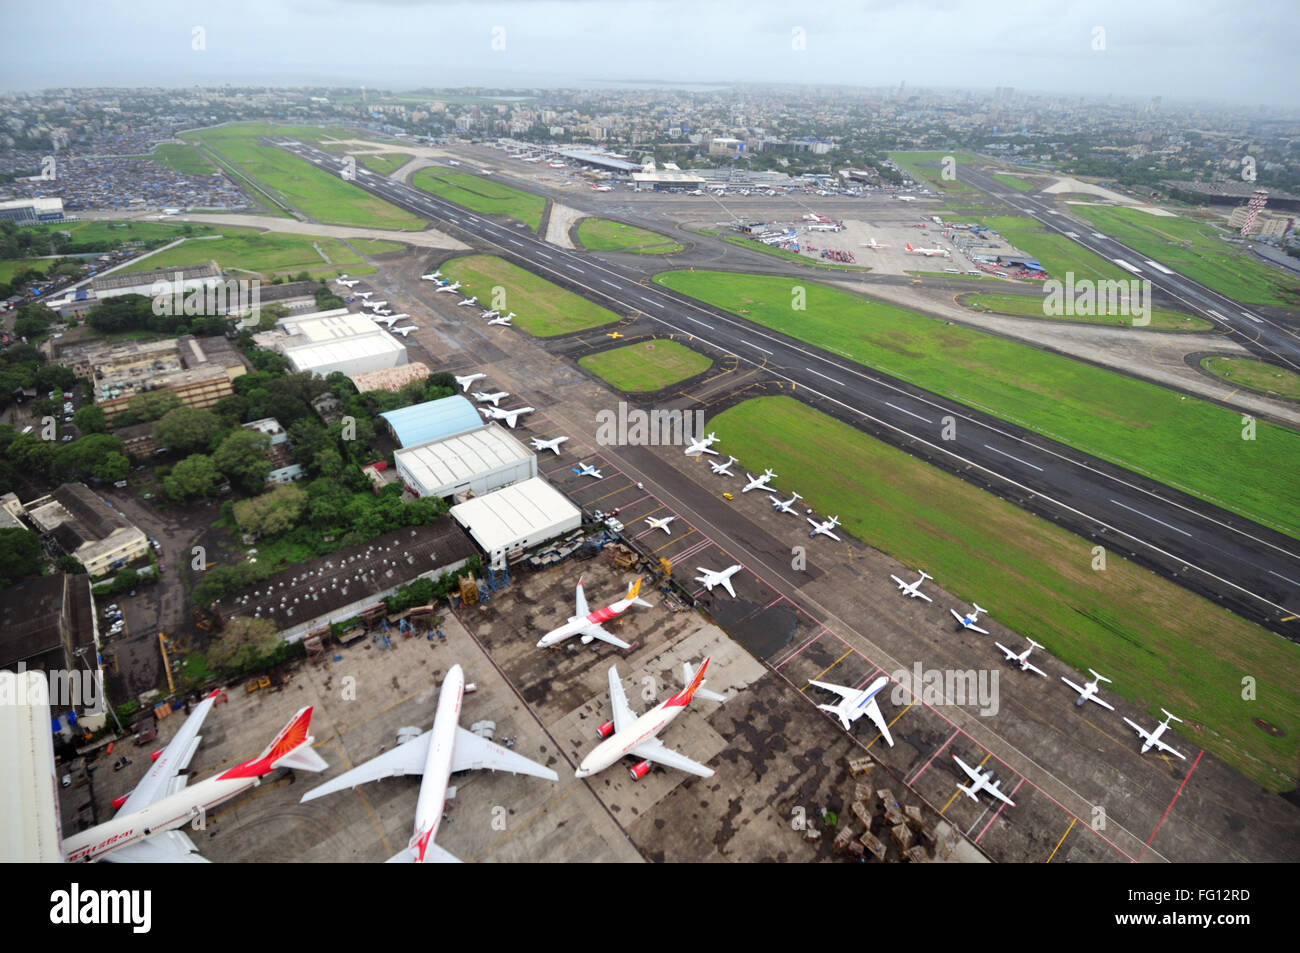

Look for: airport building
[0,197,65,225]
[393,424,536,501]
[22,483,149,578]
[449,477,582,568]
[261,310,408,378]
[91,264,221,300]
[349,362,431,394]
[379,395,483,448]
[1227,205,1293,238]
[242,417,305,485]
[630,162,707,191]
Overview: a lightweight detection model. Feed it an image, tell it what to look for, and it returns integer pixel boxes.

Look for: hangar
[449,477,582,566]
[380,395,483,448]
[394,424,536,500]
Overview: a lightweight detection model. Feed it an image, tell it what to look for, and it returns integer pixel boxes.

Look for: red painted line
[1137,750,1203,862]
[761,594,787,611]
[976,777,1023,844]
[907,728,959,787]
[773,628,827,670]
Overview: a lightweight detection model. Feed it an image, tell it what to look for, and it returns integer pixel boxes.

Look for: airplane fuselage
[407,665,463,862]
[575,704,680,778]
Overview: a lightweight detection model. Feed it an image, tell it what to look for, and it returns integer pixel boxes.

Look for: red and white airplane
[592,184,613,192]
[536,577,652,649]
[576,659,726,780]
[300,665,557,863]
[63,692,329,862]
[861,238,890,250]
[905,242,950,258]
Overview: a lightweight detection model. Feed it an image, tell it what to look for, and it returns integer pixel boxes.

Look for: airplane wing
[607,666,638,734]
[300,733,432,802]
[451,727,558,780]
[583,624,631,651]
[914,590,933,603]
[1061,677,1087,697]
[952,755,980,782]
[987,783,1016,808]
[807,679,859,702]
[1149,736,1187,760]
[966,622,988,635]
[574,582,588,618]
[822,529,841,541]
[1086,693,1115,711]
[101,830,209,863]
[115,691,220,817]
[994,641,1017,661]
[1123,717,1149,741]
[860,696,895,748]
[629,738,714,778]
[1023,661,1049,678]
[720,576,737,598]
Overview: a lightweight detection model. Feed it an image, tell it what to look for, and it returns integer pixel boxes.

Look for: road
[274,139,1300,639]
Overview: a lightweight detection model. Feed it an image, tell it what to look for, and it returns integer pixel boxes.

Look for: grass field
[359,153,413,175]
[184,124,426,231]
[889,150,984,193]
[578,339,711,391]
[1201,356,1300,401]
[709,395,1299,793]
[412,169,546,232]
[653,269,1300,539]
[439,254,619,336]
[149,143,219,176]
[0,259,52,283]
[963,291,1211,331]
[349,238,407,256]
[118,228,367,278]
[991,172,1037,192]
[26,219,219,250]
[973,215,1132,284]
[1070,204,1300,309]
[576,218,684,255]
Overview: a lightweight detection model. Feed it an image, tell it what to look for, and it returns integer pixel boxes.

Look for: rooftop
[380,395,482,448]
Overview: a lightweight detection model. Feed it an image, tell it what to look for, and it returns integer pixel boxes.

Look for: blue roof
[380,396,482,448]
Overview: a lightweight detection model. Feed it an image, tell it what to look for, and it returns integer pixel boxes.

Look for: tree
[209,616,280,672]
[54,434,125,481]
[127,390,183,423]
[93,452,130,483]
[10,432,55,479]
[233,484,307,537]
[13,313,49,339]
[164,454,220,501]
[72,404,106,434]
[0,527,42,588]
[152,406,224,455]
[213,429,271,494]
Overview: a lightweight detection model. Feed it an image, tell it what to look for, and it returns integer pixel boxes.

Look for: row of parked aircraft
[334,276,420,337]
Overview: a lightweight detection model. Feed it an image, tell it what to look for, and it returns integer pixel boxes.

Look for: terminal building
[0,197,65,225]
[394,424,536,500]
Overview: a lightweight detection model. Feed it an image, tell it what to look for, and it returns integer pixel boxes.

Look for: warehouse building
[0,197,65,225]
[449,477,582,567]
[23,484,149,578]
[394,424,535,500]
[350,362,431,394]
[270,310,407,378]
[380,395,483,448]
[91,264,221,300]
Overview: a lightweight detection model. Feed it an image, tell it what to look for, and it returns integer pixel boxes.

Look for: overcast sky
[2,0,1296,108]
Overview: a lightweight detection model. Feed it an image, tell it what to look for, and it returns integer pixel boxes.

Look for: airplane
[769,491,803,515]
[806,675,894,746]
[478,405,534,428]
[62,693,329,862]
[1061,669,1115,710]
[995,638,1048,677]
[807,515,842,541]
[529,435,569,455]
[861,238,890,250]
[472,391,511,406]
[355,291,373,299]
[741,468,777,493]
[535,577,652,649]
[420,270,442,281]
[643,515,676,535]
[694,564,742,598]
[487,315,513,326]
[371,314,402,328]
[905,242,950,258]
[952,754,1016,808]
[457,296,478,307]
[1123,709,1186,759]
[548,161,565,169]
[686,189,704,196]
[522,156,543,163]
[575,658,726,780]
[949,603,989,634]
[300,665,556,863]
[390,325,417,338]
[606,331,623,340]
[572,461,603,479]
[335,278,359,288]
[362,300,388,311]
[480,310,500,319]
[895,195,917,202]
[373,309,393,317]
[502,312,517,321]
[683,432,720,456]
[454,373,486,392]
[435,281,462,294]
[592,184,613,192]
[890,570,933,602]
[709,455,738,476]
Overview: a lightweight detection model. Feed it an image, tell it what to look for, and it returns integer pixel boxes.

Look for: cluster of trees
[0,429,131,487]
[0,527,42,588]
[91,565,157,598]
[86,293,230,338]
[0,340,78,413]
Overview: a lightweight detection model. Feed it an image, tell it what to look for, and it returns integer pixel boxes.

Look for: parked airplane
[572,461,603,479]
[472,391,511,406]
[1061,669,1115,710]
[995,639,1048,677]
[435,281,461,294]
[478,405,534,428]
[390,326,417,338]
[891,570,933,602]
[300,665,556,863]
[683,432,720,456]
[1123,709,1186,759]
[895,195,917,202]
[769,491,803,515]
[741,468,777,493]
[488,315,513,326]
[420,270,442,281]
[576,659,725,780]
[457,296,478,307]
[480,310,499,319]
[548,161,565,169]
[952,754,1016,808]
[355,291,373,299]
[335,278,359,288]
[535,577,652,649]
[362,300,388,310]
[63,694,328,862]
[694,564,742,598]
[686,189,704,196]
[807,515,842,540]
[592,184,613,192]
[861,238,890,250]
[905,242,950,258]
[371,314,402,328]
[710,455,738,476]
[373,309,393,317]
[949,603,989,634]
[529,435,568,455]
[643,515,676,535]
[454,373,486,392]
[807,676,894,746]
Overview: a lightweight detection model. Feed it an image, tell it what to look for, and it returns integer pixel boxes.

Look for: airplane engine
[112,793,130,811]
[596,721,615,739]
[628,760,652,781]
[150,750,163,763]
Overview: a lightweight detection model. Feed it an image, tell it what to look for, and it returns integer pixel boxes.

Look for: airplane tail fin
[906,242,914,251]
[1090,669,1111,683]
[668,657,716,707]
[1161,709,1182,723]
[218,706,328,780]
[957,782,977,800]
[973,603,986,614]
[627,577,654,609]
[683,660,726,703]
[1026,638,1042,650]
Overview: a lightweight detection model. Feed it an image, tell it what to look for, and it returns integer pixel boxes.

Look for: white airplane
[861,238,890,250]
[1061,669,1115,711]
[373,309,393,317]
[391,325,417,338]
[435,281,461,294]
[806,676,894,746]
[371,314,402,328]
[335,278,359,288]
[575,659,725,780]
[472,391,511,406]
[891,570,933,602]
[683,432,720,456]
[420,270,442,281]
[523,156,542,163]
[952,754,1016,808]
[709,455,738,476]
[535,577,652,649]
[362,300,388,310]
[480,310,500,319]
[895,195,917,202]
[529,435,569,455]
[572,461,603,479]
[62,693,328,862]
[995,639,1048,677]
[454,373,486,392]
[769,491,803,515]
[950,603,989,634]
[548,161,565,169]
[694,564,742,598]
[487,315,513,326]
[1123,709,1187,760]
[807,515,842,541]
[741,468,777,493]
[300,665,556,863]
[905,242,950,258]
[457,296,478,307]
[686,189,704,196]
[643,516,676,535]
[501,311,517,321]
[385,312,410,321]
[479,405,534,428]
[355,291,373,299]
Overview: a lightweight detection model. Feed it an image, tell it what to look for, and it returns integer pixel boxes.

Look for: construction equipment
[158,633,175,695]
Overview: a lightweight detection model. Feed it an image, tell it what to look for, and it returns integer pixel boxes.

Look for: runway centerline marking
[886,401,933,423]
[984,444,1045,472]
[1109,499,1193,538]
